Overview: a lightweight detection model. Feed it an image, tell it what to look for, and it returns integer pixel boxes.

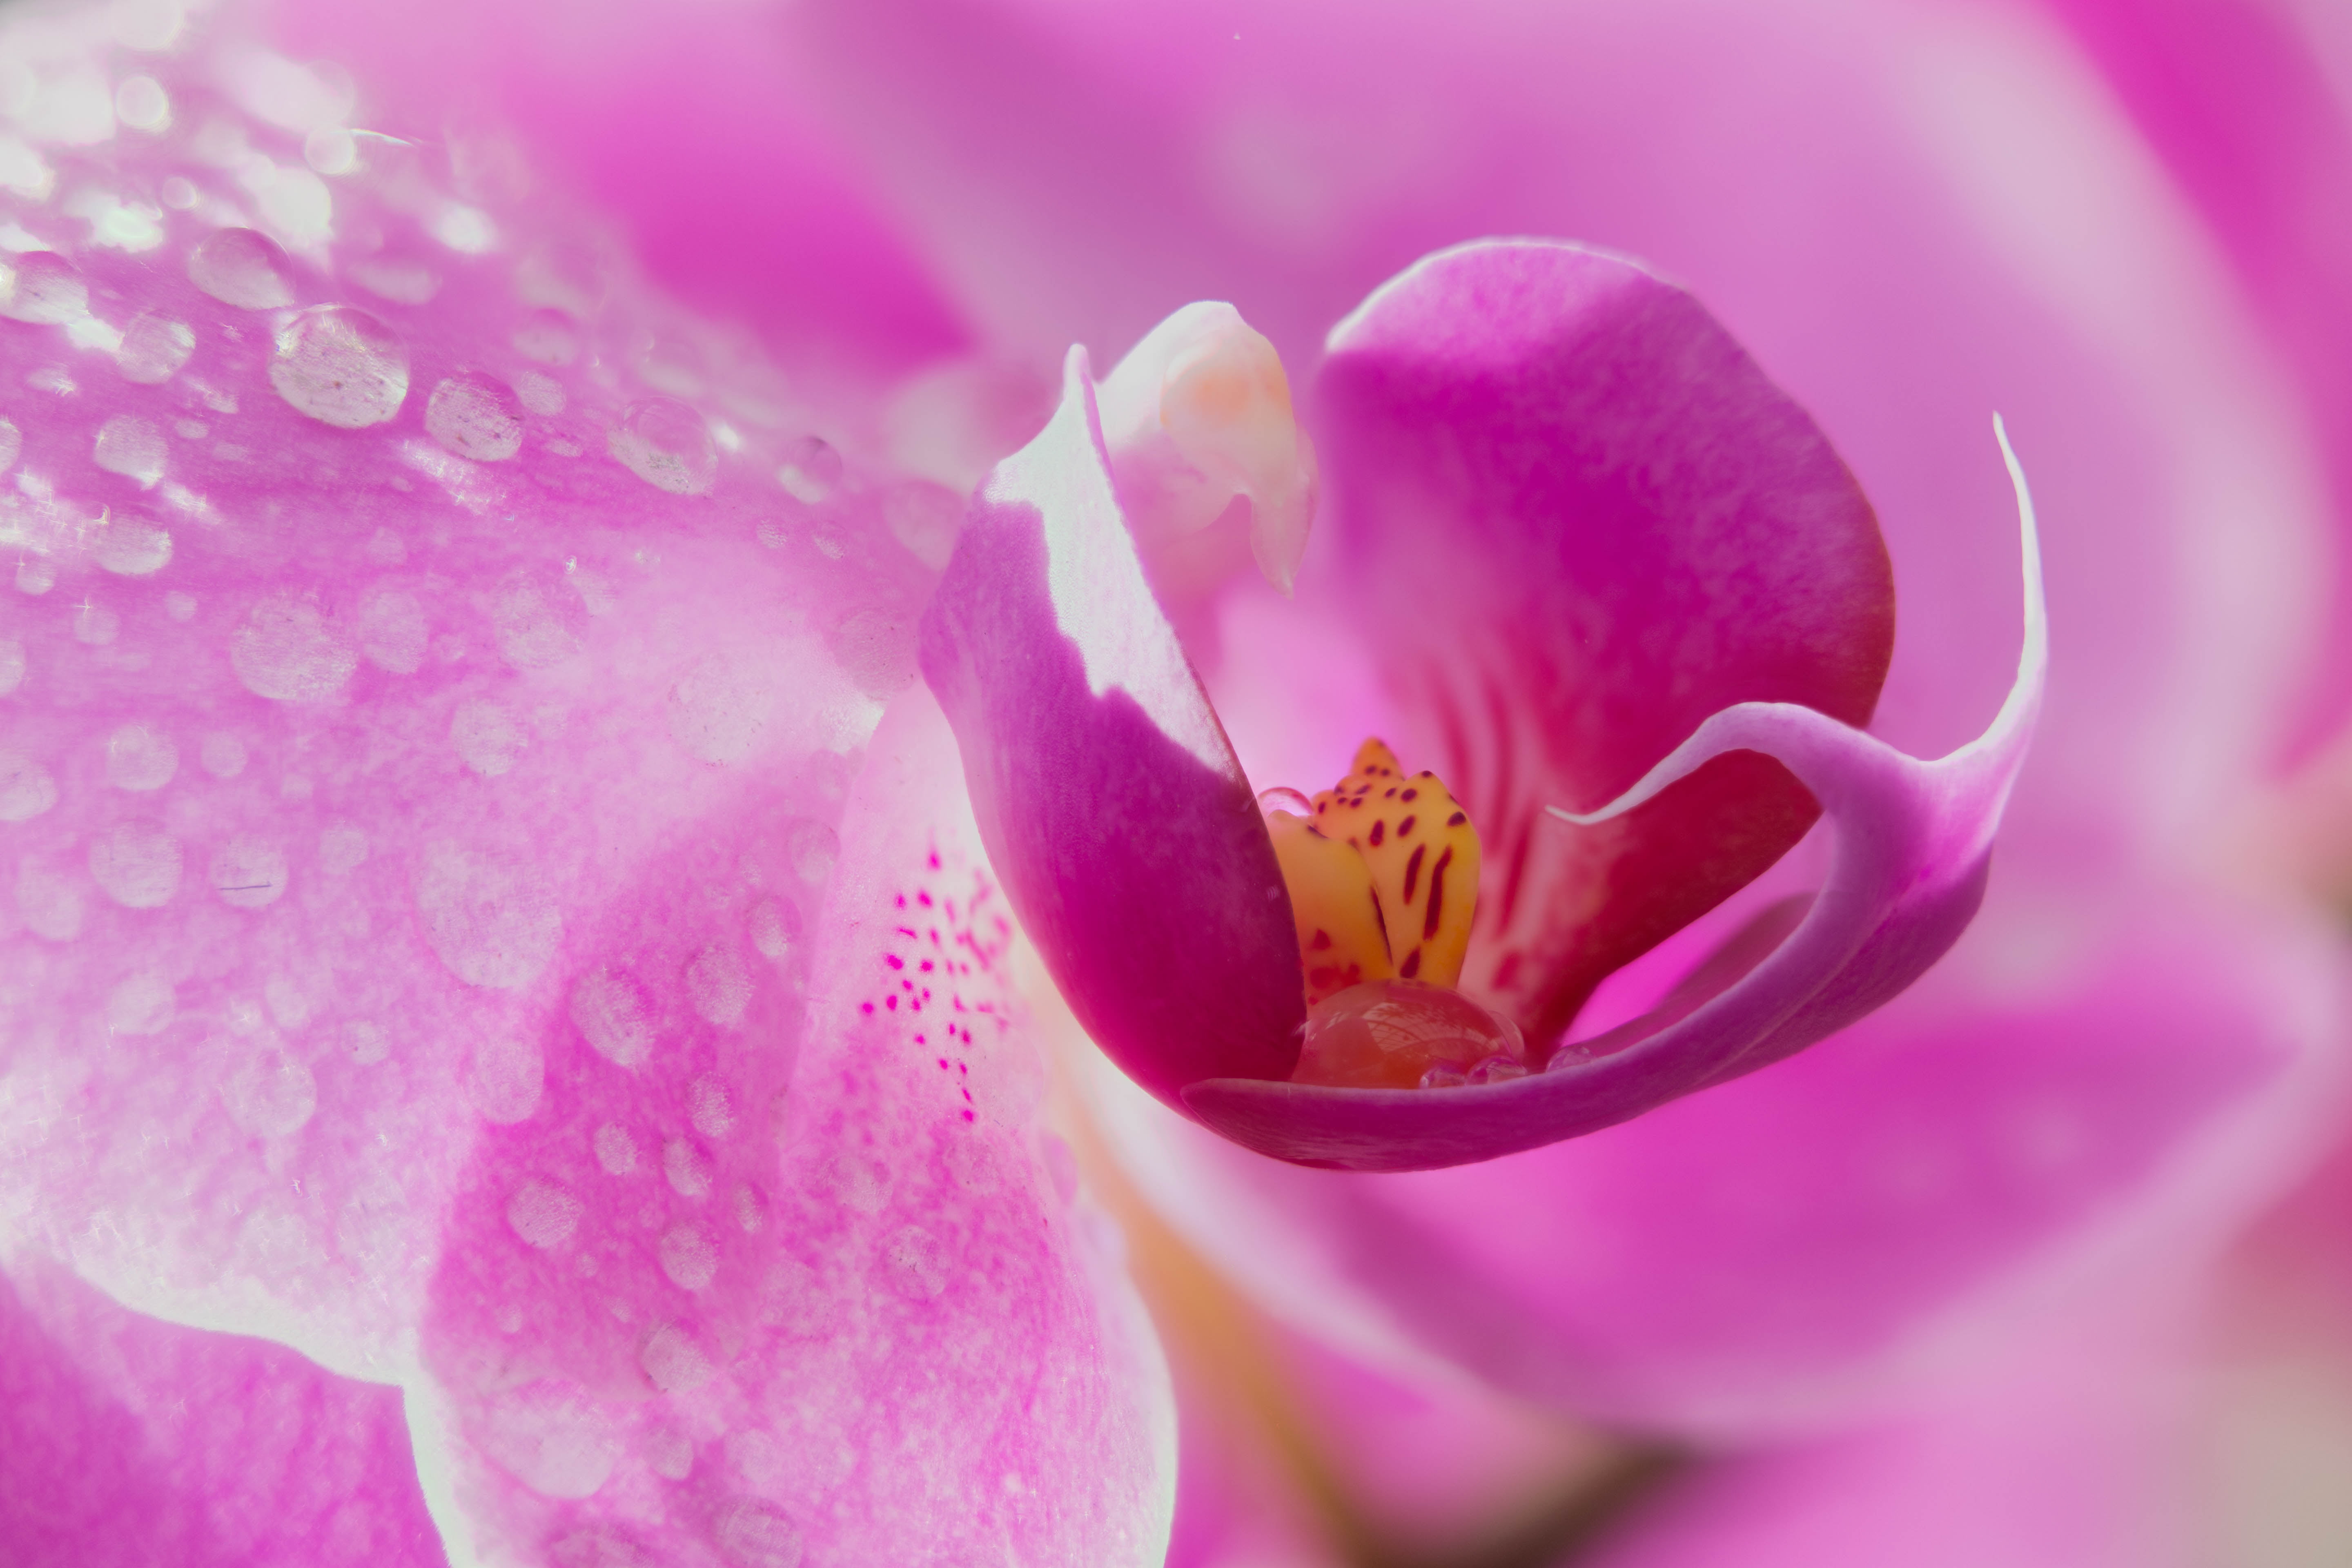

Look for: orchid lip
[1180,417,2045,1170]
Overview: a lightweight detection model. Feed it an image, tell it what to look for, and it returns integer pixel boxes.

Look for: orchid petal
[1182,421,2038,1170]
[1312,239,1895,1047]
[921,348,1306,1105]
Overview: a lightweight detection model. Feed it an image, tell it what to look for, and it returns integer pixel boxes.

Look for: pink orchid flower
[1,2,1169,1562]
[746,0,2352,1439]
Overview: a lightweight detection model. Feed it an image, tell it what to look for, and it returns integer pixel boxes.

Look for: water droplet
[665,652,779,766]
[657,1225,717,1291]
[747,898,801,961]
[416,839,562,989]
[352,585,426,674]
[732,1183,768,1235]
[593,1122,639,1174]
[833,607,918,699]
[451,699,523,776]
[74,601,121,645]
[200,732,249,777]
[687,1074,735,1139]
[232,592,357,702]
[105,722,178,790]
[270,305,409,428]
[684,941,750,1027]
[468,1033,545,1124]
[319,822,368,872]
[639,1321,715,1394]
[663,1138,713,1199]
[94,514,173,575]
[776,435,842,503]
[645,1427,694,1481]
[512,307,581,366]
[209,837,287,908]
[347,255,439,304]
[426,372,523,462]
[263,976,311,1029]
[0,252,88,324]
[114,74,170,131]
[610,399,717,495]
[17,858,87,941]
[17,557,57,595]
[89,819,182,907]
[0,751,57,821]
[346,1020,389,1064]
[116,313,194,383]
[188,226,295,309]
[514,369,564,415]
[0,638,24,694]
[878,1223,949,1301]
[883,483,964,571]
[508,1178,584,1249]
[303,125,356,175]
[490,576,581,670]
[786,819,839,886]
[106,970,176,1035]
[223,1047,318,1138]
[570,966,655,1069]
[713,1499,801,1568]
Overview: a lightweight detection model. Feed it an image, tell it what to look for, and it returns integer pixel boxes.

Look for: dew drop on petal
[513,370,564,415]
[663,1138,713,1199]
[93,414,167,486]
[209,837,287,909]
[231,592,356,701]
[451,699,523,776]
[17,859,86,941]
[200,732,249,778]
[714,1499,802,1568]
[0,252,88,324]
[878,1223,949,1301]
[0,419,20,471]
[776,435,841,503]
[116,313,194,383]
[687,1074,735,1139]
[664,652,779,765]
[94,514,172,575]
[0,638,25,695]
[610,398,716,495]
[106,970,175,1035]
[105,722,177,790]
[639,1322,715,1394]
[0,752,60,821]
[747,897,800,961]
[270,305,409,428]
[18,557,58,595]
[345,1020,389,1065]
[593,1122,639,1175]
[223,1047,318,1138]
[74,602,120,644]
[786,819,839,886]
[416,840,561,990]
[657,1225,717,1291]
[570,966,654,1069]
[508,1179,584,1249]
[187,226,294,308]
[468,1033,545,1124]
[426,372,523,462]
[684,941,750,1027]
[354,585,427,674]
[512,307,581,366]
[115,74,169,131]
[490,577,581,670]
[89,820,182,907]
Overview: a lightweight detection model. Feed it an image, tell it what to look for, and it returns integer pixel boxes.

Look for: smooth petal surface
[1314,240,1893,1048]
[0,2,1171,1557]
[1183,421,2029,1169]
[0,1261,446,1568]
[921,348,1305,1105]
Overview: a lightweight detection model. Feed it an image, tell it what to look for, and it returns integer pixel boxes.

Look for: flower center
[1264,740,1526,1089]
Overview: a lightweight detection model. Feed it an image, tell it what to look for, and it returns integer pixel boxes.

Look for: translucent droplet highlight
[188,226,295,309]
[426,372,523,462]
[611,399,717,495]
[270,305,409,428]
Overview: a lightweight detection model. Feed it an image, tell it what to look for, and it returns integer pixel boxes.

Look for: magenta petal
[1183,428,2041,1170]
[0,1261,445,1567]
[921,349,1305,1102]
[1316,240,1895,1045]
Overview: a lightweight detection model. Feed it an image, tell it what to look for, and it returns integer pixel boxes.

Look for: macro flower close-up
[6,0,2352,1565]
